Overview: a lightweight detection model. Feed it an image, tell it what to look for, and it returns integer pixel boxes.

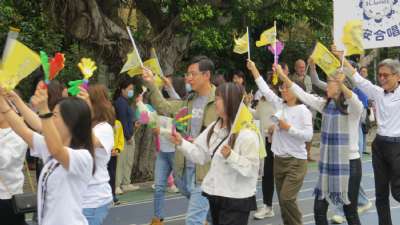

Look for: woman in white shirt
[79,84,115,225]
[275,65,363,225]
[0,83,95,225]
[247,60,313,225]
[171,82,260,225]
[0,111,28,225]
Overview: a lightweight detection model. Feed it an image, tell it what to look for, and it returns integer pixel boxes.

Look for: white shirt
[290,84,363,160]
[353,72,400,137]
[255,77,313,159]
[158,116,176,152]
[82,122,114,208]
[31,133,93,225]
[0,128,28,199]
[178,121,260,199]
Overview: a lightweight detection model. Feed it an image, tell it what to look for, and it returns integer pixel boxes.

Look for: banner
[334,0,400,49]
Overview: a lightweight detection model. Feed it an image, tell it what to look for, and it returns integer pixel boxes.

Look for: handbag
[0,159,37,214]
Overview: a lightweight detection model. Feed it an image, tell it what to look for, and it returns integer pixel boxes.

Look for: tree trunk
[46,0,191,181]
[132,125,156,182]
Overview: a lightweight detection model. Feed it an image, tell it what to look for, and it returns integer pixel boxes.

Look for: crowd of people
[0,44,400,225]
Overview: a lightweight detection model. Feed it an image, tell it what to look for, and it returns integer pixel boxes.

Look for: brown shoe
[150,218,164,225]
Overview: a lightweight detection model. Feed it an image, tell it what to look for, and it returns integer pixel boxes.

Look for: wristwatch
[38,112,53,119]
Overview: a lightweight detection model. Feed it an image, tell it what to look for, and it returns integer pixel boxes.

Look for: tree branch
[134,0,167,33]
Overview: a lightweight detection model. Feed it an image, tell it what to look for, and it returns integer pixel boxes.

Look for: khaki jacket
[145,81,217,182]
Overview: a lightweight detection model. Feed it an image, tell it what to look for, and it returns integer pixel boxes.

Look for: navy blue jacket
[114,96,134,140]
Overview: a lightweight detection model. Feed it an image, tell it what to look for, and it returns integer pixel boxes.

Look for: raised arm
[161,76,181,100]
[6,91,42,132]
[142,67,184,115]
[308,58,327,91]
[246,60,283,109]
[331,45,381,100]
[0,91,34,148]
[275,64,326,113]
[31,86,70,170]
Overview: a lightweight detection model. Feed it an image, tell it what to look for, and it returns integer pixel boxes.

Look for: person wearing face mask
[113,77,139,195]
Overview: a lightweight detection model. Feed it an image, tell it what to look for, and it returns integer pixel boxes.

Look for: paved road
[103,156,400,225]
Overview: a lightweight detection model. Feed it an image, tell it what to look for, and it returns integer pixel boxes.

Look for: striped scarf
[314,100,350,205]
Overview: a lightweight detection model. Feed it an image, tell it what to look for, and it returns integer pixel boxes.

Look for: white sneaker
[358,201,372,214]
[121,184,140,192]
[331,214,345,224]
[167,184,179,193]
[151,184,155,190]
[253,204,274,219]
[115,187,124,195]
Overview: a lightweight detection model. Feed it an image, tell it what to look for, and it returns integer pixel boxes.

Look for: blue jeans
[362,133,367,153]
[83,202,111,225]
[174,164,195,199]
[186,186,210,225]
[154,152,175,219]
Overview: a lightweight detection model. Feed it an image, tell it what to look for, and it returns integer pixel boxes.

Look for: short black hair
[232,70,245,79]
[189,55,215,76]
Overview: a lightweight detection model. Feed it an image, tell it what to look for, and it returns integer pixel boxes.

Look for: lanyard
[40,161,60,220]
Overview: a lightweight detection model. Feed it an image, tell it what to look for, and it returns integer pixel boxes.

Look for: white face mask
[127,90,134,98]
[185,83,192,93]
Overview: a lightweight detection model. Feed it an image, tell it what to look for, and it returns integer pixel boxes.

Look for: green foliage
[0,0,102,99]
[162,0,334,87]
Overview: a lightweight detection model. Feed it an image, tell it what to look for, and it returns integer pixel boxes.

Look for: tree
[1,0,334,181]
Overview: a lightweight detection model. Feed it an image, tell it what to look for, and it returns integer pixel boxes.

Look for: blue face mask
[127,90,134,98]
[185,83,192,93]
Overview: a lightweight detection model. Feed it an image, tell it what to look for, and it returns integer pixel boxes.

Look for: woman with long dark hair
[275,64,363,225]
[0,83,95,225]
[171,83,260,225]
[113,77,138,194]
[79,84,115,225]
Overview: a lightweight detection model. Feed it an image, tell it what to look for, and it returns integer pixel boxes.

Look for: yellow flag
[310,42,341,76]
[128,58,164,88]
[120,50,142,74]
[232,101,255,134]
[342,20,364,56]
[1,27,20,67]
[231,101,266,158]
[233,31,249,54]
[0,40,41,91]
[256,26,276,47]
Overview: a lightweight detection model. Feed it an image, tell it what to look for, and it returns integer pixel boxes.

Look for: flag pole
[247,26,251,60]
[273,21,277,65]
[126,26,143,67]
[340,50,346,72]
[151,48,165,77]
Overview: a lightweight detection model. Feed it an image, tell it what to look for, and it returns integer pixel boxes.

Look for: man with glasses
[347,58,400,225]
[142,56,217,225]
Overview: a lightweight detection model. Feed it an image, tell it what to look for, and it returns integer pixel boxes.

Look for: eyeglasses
[378,73,395,80]
[185,71,205,78]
